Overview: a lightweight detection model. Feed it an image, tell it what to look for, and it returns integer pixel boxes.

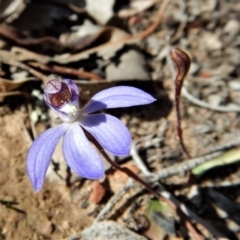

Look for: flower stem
[170,48,192,159]
[85,130,159,197]
[175,81,191,159]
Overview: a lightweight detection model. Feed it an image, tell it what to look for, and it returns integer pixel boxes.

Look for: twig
[16,62,49,83]
[0,24,64,50]
[120,133,240,183]
[95,179,135,222]
[2,59,49,83]
[150,135,240,181]
[182,86,240,112]
[209,135,240,152]
[149,151,223,182]
[28,62,103,80]
[130,143,151,175]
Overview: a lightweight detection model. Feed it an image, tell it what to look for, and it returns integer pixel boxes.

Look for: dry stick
[28,62,103,81]
[130,143,151,175]
[182,86,240,112]
[16,62,49,83]
[2,59,49,83]
[150,151,222,181]
[131,132,240,181]
[0,25,64,49]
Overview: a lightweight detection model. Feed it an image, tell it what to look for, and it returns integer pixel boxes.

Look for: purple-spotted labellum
[27,79,156,191]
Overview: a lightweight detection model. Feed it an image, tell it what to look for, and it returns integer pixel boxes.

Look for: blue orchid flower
[27,79,156,191]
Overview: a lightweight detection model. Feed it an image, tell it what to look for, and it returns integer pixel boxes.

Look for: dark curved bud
[170,48,191,83]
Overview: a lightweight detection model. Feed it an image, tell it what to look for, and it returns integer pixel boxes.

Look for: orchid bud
[170,48,191,84]
[44,79,80,122]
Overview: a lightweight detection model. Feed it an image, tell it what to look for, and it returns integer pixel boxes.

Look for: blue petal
[27,124,67,192]
[82,86,156,114]
[62,122,104,179]
[80,114,131,156]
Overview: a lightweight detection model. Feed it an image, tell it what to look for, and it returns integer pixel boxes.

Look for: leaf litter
[1,0,240,239]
